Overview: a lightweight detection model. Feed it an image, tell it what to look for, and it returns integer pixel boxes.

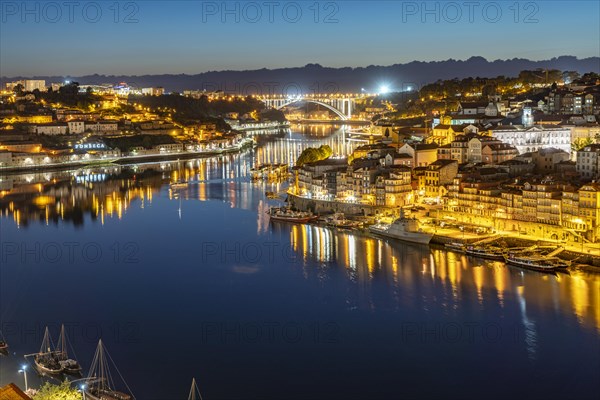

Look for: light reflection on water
[285,222,600,332]
[1,125,599,398]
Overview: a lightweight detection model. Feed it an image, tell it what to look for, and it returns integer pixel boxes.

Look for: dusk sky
[1,0,599,77]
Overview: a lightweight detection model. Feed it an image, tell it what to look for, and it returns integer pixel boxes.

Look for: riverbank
[0,140,254,173]
[292,119,370,125]
[230,122,290,131]
[287,193,600,269]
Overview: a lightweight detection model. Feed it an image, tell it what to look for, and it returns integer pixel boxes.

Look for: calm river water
[0,125,599,399]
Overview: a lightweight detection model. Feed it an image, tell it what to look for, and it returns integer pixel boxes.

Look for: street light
[80,383,88,399]
[18,365,28,391]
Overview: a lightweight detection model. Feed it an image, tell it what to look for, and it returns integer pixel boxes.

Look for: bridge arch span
[273,99,349,120]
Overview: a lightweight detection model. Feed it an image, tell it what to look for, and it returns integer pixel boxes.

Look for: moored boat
[465,245,505,261]
[170,181,188,189]
[31,327,63,375]
[0,331,8,353]
[504,254,570,272]
[369,210,433,245]
[268,207,318,223]
[324,213,362,229]
[444,242,466,253]
[85,339,134,400]
[56,324,82,375]
[34,352,63,375]
[0,339,8,354]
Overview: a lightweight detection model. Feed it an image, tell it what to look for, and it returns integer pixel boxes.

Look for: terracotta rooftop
[0,384,31,400]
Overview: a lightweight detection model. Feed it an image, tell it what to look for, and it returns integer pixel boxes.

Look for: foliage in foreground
[33,381,82,400]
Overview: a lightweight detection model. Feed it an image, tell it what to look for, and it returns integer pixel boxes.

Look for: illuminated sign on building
[74,142,106,150]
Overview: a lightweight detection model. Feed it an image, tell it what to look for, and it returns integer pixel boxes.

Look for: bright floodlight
[20,365,27,370]
[378,85,390,94]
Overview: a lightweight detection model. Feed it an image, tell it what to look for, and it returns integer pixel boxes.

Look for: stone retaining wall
[288,193,397,217]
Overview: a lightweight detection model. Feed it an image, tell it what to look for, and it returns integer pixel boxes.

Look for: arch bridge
[260,95,361,120]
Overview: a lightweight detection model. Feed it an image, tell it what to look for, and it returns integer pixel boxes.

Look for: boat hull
[170,183,188,190]
[270,215,318,223]
[370,227,433,245]
[505,258,568,273]
[444,243,465,253]
[85,389,132,400]
[60,361,82,375]
[34,359,63,375]
[63,367,82,375]
[465,250,505,261]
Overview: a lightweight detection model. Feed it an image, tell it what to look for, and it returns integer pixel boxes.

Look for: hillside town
[0,81,286,169]
[291,74,600,245]
[2,74,600,246]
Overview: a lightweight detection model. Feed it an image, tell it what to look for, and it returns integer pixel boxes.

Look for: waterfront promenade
[0,139,254,173]
[288,193,600,266]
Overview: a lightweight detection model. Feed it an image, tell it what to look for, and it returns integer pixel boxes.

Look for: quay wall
[288,193,397,217]
[288,194,600,270]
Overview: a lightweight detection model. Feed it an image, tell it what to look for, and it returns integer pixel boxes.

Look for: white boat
[369,210,433,245]
[504,254,570,272]
[85,339,135,400]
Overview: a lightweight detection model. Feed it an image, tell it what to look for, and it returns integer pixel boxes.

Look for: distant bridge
[259,94,370,120]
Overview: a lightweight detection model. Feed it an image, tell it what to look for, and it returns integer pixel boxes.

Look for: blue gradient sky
[1,0,599,76]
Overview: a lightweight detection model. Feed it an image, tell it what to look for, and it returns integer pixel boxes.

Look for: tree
[296,145,333,166]
[33,381,81,400]
[13,83,24,96]
[571,137,593,152]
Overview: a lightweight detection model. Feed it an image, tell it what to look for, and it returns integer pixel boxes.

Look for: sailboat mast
[98,339,106,389]
[60,324,67,356]
[40,326,51,353]
[188,378,203,400]
[188,378,196,400]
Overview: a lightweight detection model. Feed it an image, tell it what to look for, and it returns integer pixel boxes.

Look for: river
[0,124,598,399]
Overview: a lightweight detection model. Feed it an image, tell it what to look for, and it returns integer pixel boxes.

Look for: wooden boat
[324,213,362,229]
[85,339,134,400]
[268,207,318,223]
[504,254,570,272]
[0,331,8,353]
[465,245,505,261]
[56,324,83,375]
[170,180,188,190]
[0,340,8,354]
[444,242,465,253]
[32,327,63,375]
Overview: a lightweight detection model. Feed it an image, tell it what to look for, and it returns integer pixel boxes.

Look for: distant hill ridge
[3,56,599,94]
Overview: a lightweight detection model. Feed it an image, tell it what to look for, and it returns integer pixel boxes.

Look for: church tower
[522,107,533,127]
